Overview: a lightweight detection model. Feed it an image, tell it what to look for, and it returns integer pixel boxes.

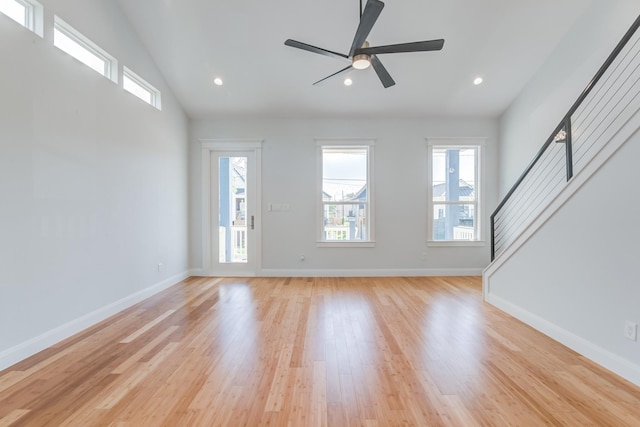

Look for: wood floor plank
[0,409,29,427]
[1,276,639,426]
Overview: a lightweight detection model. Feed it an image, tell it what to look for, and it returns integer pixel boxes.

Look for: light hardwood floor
[1,276,639,426]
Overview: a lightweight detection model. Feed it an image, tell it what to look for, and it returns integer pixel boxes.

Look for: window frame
[53,16,117,83]
[0,0,43,36]
[316,139,375,248]
[426,137,485,247]
[123,66,162,110]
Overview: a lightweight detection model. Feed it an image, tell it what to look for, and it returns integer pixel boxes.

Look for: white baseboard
[259,267,483,277]
[485,292,640,388]
[0,270,192,371]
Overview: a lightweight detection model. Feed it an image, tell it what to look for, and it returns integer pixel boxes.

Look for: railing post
[491,214,497,261]
[565,116,573,181]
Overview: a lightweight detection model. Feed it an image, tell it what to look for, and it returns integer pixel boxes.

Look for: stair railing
[491,14,640,261]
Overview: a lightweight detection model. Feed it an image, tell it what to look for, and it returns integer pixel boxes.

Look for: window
[0,0,43,36]
[317,140,374,246]
[123,66,162,110]
[53,16,117,83]
[427,138,484,245]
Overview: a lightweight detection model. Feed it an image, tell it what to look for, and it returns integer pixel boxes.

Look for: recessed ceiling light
[473,77,484,85]
[213,77,223,86]
[344,78,353,86]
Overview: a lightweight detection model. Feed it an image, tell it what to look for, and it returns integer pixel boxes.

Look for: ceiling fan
[284,0,445,88]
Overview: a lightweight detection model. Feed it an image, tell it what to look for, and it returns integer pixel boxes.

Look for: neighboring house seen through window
[318,140,374,246]
[427,138,484,244]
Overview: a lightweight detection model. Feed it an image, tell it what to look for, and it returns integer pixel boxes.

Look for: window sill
[317,241,376,248]
[427,240,485,247]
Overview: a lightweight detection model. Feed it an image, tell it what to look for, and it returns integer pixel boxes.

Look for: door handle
[251,215,255,230]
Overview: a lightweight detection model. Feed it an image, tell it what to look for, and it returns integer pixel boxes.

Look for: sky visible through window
[322,150,367,201]
[54,27,106,75]
[432,148,476,188]
[124,74,153,104]
[0,0,26,26]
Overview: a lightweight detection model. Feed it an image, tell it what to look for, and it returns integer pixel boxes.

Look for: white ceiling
[117,0,592,119]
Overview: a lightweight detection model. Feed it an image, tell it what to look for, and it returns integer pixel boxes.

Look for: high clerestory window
[0,0,43,36]
[123,66,162,110]
[53,16,117,83]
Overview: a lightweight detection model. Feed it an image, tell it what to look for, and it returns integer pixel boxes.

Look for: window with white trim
[123,66,162,110]
[53,16,117,83]
[318,140,374,246]
[427,139,483,244]
[0,0,43,36]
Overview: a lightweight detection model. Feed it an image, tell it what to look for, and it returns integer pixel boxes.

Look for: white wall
[490,0,640,386]
[498,0,640,196]
[486,128,640,385]
[190,117,498,275]
[0,0,189,367]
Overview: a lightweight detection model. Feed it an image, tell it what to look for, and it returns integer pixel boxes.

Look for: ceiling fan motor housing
[352,41,371,69]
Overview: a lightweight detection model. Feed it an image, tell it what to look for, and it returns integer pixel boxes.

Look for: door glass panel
[218,156,247,263]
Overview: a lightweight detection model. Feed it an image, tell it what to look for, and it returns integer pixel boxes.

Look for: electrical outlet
[624,321,638,341]
[158,263,164,273]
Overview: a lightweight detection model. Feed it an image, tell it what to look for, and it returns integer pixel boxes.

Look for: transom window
[53,16,117,83]
[123,66,162,110]
[427,139,484,244]
[317,140,374,246]
[0,0,43,36]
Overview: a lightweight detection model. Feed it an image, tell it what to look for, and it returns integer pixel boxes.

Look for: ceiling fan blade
[313,65,353,86]
[356,39,445,55]
[285,39,349,61]
[349,0,385,57]
[370,55,395,88]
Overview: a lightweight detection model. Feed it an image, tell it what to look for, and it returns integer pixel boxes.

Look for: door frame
[201,139,263,276]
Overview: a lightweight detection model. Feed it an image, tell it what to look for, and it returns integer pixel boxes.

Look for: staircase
[490,15,640,262]
[483,15,640,387]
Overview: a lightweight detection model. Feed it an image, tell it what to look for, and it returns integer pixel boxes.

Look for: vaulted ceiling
[117,0,591,119]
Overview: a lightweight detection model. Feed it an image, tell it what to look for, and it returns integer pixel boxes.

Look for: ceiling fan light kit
[352,42,371,69]
[284,0,444,88]
[352,55,371,69]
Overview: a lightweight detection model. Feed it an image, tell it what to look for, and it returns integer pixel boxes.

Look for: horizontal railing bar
[493,155,567,249]
[490,121,564,224]
[572,32,640,126]
[493,144,565,230]
[565,14,640,122]
[574,55,640,138]
[573,80,640,166]
[493,158,566,247]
